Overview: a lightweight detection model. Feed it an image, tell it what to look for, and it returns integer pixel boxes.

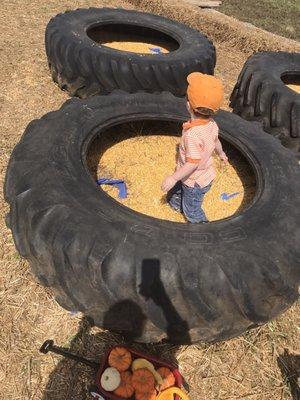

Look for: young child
[161,72,228,223]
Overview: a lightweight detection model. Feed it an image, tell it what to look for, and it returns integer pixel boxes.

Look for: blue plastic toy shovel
[96,178,128,199]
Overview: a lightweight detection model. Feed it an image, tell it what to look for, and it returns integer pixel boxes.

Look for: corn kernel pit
[87,121,256,223]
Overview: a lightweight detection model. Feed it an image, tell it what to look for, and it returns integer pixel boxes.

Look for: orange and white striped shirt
[178,119,219,188]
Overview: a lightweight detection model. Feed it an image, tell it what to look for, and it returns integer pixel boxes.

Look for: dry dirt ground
[0,1,299,400]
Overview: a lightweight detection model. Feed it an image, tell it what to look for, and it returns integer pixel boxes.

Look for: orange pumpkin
[135,388,157,400]
[108,347,132,372]
[132,368,155,392]
[157,367,175,390]
[114,371,135,399]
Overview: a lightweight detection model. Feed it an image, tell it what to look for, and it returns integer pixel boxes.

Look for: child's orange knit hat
[187,72,224,112]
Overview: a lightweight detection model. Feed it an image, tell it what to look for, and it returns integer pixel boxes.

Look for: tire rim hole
[281,72,300,94]
[87,120,256,223]
[87,24,179,54]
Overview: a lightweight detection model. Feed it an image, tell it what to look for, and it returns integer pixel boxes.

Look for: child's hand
[161,176,177,192]
[219,152,228,163]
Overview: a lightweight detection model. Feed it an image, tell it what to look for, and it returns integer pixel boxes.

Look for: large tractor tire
[45,8,216,98]
[4,92,300,344]
[230,51,300,152]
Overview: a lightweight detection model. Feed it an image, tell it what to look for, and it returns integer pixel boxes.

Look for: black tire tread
[230,51,300,151]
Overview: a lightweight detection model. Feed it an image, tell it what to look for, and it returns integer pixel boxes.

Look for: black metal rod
[40,340,100,369]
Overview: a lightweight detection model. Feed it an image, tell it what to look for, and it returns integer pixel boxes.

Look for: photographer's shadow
[139,258,191,345]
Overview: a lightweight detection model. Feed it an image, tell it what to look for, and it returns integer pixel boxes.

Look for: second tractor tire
[45,8,216,98]
[230,51,300,152]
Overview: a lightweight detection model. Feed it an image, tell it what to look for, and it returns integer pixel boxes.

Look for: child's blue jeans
[167,181,212,223]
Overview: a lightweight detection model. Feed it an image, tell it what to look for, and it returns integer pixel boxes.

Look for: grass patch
[220,0,300,40]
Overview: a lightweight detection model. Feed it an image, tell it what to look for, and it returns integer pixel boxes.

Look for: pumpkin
[132,368,156,392]
[114,371,135,399]
[156,387,190,400]
[157,367,175,390]
[100,367,121,392]
[132,359,163,386]
[135,388,157,400]
[108,347,132,372]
